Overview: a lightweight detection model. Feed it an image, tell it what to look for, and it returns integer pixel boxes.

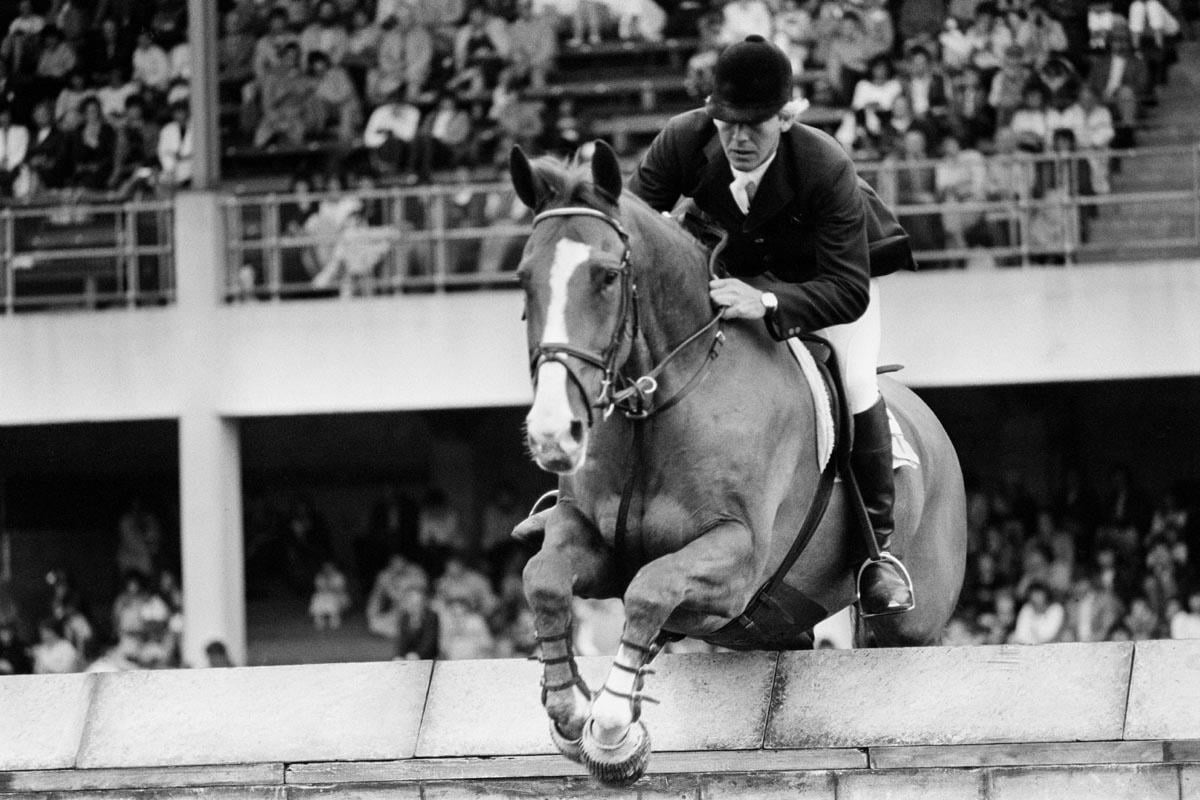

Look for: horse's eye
[603,269,620,287]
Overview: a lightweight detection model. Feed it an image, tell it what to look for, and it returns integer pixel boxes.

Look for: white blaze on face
[527,238,591,448]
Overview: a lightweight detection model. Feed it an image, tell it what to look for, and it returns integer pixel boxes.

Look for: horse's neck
[627,221,713,372]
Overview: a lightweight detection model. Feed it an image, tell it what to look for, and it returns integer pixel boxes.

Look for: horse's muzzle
[527,426,588,474]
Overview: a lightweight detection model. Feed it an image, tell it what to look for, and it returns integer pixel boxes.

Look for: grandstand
[0,0,1197,674]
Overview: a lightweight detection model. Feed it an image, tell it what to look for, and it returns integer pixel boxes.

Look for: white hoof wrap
[580,719,651,786]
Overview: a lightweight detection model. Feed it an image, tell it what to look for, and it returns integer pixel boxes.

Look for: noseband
[528,206,724,423]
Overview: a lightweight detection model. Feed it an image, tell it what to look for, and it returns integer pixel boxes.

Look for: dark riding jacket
[628,108,914,339]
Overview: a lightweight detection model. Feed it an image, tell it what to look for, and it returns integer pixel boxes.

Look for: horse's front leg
[581,522,756,784]
[523,502,618,759]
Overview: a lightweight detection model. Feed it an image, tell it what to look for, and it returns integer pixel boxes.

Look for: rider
[627,35,915,616]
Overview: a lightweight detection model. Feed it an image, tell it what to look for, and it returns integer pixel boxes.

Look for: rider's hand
[709,277,769,320]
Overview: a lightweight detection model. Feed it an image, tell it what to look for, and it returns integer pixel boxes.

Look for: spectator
[1128,0,1178,87]
[508,0,557,91]
[117,498,162,580]
[719,0,774,43]
[95,67,137,122]
[826,11,873,105]
[367,554,430,637]
[111,94,160,191]
[1171,591,1200,639]
[218,10,256,87]
[0,621,32,675]
[301,1,350,66]
[1009,582,1065,643]
[345,8,382,79]
[307,50,361,143]
[862,0,897,58]
[434,556,498,618]
[851,54,904,145]
[32,617,80,674]
[1010,81,1052,151]
[935,133,987,251]
[1088,19,1149,141]
[168,39,190,83]
[1124,595,1160,639]
[24,99,67,192]
[418,488,467,568]
[309,560,351,630]
[437,596,494,659]
[947,66,996,146]
[413,94,471,179]
[890,127,946,251]
[991,47,1032,130]
[252,7,300,86]
[131,30,170,96]
[369,7,433,104]
[36,25,78,90]
[253,41,314,148]
[204,640,235,667]
[364,87,421,177]
[0,103,28,197]
[1015,3,1069,67]
[310,201,398,295]
[452,5,510,94]
[395,586,439,660]
[904,45,950,128]
[940,18,974,72]
[84,18,132,84]
[966,3,1015,75]
[54,69,92,130]
[112,572,152,638]
[772,0,816,77]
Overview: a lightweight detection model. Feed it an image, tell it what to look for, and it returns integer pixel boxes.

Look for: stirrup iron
[856,552,916,619]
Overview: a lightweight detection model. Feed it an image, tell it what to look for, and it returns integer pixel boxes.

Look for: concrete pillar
[179,413,245,666]
[187,0,221,189]
[173,191,245,665]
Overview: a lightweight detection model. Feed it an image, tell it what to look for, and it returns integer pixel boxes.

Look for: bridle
[527,205,725,424]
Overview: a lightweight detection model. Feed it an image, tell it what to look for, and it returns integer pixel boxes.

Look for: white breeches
[813,280,882,416]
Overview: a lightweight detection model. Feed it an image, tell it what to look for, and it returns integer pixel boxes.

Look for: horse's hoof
[580,719,651,786]
[549,720,584,763]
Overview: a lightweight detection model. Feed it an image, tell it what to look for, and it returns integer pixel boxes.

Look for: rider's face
[714,115,785,172]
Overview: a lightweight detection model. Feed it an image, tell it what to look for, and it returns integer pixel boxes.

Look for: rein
[528,205,726,421]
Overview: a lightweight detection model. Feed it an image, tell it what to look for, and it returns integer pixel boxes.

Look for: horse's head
[510,141,630,474]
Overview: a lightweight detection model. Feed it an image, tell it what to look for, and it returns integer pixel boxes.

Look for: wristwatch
[760,291,779,313]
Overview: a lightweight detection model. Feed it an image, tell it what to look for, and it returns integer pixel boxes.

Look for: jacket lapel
[692,133,743,222]
[744,136,797,232]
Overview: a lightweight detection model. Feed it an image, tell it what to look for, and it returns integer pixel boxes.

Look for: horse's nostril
[569,420,584,443]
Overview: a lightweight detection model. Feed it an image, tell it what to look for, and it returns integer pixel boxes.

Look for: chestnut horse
[512,141,966,785]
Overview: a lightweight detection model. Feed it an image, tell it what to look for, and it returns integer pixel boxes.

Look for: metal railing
[222,144,1200,302]
[0,199,175,313]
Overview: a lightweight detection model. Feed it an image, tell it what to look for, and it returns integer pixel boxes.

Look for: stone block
[699,770,836,799]
[77,662,431,768]
[285,784,422,800]
[987,764,1180,800]
[0,673,95,770]
[767,643,1132,748]
[415,653,777,757]
[869,740,1164,770]
[419,777,639,799]
[1125,640,1200,740]
[835,768,984,800]
[0,764,284,792]
[1182,764,1200,799]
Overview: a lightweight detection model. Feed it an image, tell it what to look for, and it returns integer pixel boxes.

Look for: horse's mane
[528,155,708,261]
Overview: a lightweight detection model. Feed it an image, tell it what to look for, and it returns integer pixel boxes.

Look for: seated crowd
[948,466,1200,645]
[0,0,194,201]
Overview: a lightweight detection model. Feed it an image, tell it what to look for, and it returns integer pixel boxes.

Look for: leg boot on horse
[854,397,916,617]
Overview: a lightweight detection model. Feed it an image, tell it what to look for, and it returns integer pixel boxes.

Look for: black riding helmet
[705,34,793,124]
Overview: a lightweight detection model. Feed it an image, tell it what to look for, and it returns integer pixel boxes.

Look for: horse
[510,140,967,786]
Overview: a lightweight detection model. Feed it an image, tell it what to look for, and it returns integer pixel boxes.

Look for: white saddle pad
[785,339,920,474]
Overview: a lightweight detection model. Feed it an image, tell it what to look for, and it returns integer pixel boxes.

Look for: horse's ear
[510,145,543,210]
[590,140,622,205]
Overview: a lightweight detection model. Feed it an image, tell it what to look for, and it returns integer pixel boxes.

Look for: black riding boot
[853,398,915,617]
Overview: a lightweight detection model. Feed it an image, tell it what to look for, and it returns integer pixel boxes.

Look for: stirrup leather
[855,552,916,619]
